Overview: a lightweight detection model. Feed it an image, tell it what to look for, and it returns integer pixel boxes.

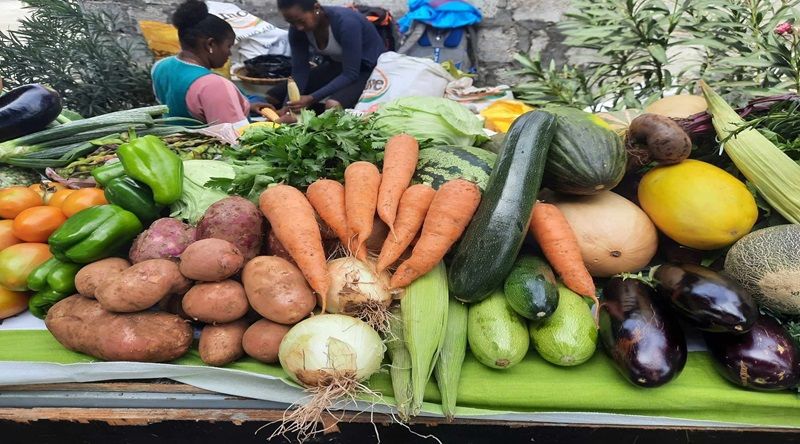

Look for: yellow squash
[638,159,758,250]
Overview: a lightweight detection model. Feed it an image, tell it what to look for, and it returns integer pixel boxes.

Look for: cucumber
[467,289,530,369]
[529,285,597,367]
[504,256,559,320]
[448,111,556,303]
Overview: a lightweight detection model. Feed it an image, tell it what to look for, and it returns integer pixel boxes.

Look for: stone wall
[83,0,575,85]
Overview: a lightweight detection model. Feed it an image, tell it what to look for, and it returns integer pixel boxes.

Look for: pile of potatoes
[45,197,323,366]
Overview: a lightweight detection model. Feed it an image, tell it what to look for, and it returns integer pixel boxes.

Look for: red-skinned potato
[180,238,244,282]
[182,280,249,324]
[45,296,192,362]
[75,257,131,299]
[95,259,189,312]
[242,318,290,364]
[242,256,315,325]
[196,197,265,261]
[199,320,249,366]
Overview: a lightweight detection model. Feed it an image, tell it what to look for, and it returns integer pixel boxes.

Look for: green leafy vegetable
[374,97,488,147]
[170,160,236,224]
[211,109,386,200]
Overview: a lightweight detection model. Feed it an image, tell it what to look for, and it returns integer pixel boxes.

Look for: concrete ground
[0,0,27,32]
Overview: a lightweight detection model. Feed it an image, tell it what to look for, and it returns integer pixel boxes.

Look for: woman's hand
[250,102,274,115]
[287,95,315,112]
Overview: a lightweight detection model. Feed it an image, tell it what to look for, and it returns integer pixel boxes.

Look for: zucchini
[467,289,530,370]
[448,111,556,303]
[504,255,559,320]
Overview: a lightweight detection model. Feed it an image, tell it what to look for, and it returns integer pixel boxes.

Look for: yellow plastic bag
[138,20,231,79]
[480,100,534,133]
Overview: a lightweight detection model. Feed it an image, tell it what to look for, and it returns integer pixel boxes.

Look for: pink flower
[775,22,793,36]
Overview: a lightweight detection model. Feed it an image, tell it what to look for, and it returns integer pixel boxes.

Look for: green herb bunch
[209,109,386,202]
[0,0,155,117]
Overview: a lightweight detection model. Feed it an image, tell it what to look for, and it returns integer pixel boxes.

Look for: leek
[401,261,449,416]
[701,81,800,224]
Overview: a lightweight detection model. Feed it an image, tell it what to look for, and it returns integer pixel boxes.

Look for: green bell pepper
[104,176,163,224]
[91,161,125,186]
[117,134,183,205]
[27,257,82,319]
[48,205,144,264]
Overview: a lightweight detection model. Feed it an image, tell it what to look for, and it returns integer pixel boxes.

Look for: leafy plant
[0,0,155,117]
[209,109,386,202]
[513,0,800,110]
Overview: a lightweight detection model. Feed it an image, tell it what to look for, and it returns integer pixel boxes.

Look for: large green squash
[543,107,627,195]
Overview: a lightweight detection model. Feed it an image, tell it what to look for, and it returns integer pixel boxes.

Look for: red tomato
[0,187,43,219]
[0,220,22,252]
[12,206,67,242]
[61,188,107,218]
[0,287,29,320]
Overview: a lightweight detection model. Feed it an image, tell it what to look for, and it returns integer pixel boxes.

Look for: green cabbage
[169,160,236,224]
[374,97,488,147]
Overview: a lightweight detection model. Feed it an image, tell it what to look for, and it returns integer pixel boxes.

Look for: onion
[325,257,392,331]
[275,314,386,440]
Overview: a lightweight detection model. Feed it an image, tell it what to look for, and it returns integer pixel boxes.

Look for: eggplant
[0,84,62,142]
[600,277,687,387]
[704,316,800,391]
[654,263,757,333]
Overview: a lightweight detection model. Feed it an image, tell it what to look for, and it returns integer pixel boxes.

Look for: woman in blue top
[268,0,386,113]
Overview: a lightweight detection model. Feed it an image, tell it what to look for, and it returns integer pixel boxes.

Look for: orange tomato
[0,243,52,291]
[0,187,43,219]
[0,287,29,320]
[47,189,76,209]
[61,188,108,217]
[29,182,67,204]
[0,220,21,251]
[12,206,67,242]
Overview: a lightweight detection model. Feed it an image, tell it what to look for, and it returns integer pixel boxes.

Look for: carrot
[259,185,330,312]
[529,201,598,310]
[376,184,436,272]
[377,134,419,234]
[306,179,350,248]
[345,161,381,258]
[390,180,481,289]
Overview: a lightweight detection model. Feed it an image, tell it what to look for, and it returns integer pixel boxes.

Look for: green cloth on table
[0,329,798,428]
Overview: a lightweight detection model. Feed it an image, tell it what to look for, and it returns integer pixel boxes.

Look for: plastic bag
[354,52,455,113]
[206,1,290,65]
[480,100,534,133]
[243,55,292,79]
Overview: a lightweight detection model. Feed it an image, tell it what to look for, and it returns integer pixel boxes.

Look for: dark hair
[172,0,234,48]
[276,0,318,11]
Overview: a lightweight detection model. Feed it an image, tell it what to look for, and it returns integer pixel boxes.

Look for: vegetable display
[2,75,800,441]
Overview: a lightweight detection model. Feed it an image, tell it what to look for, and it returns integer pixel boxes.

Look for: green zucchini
[467,289,530,369]
[504,256,559,320]
[448,111,556,303]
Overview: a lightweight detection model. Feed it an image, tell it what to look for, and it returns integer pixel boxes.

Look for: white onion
[279,313,385,387]
[325,257,392,330]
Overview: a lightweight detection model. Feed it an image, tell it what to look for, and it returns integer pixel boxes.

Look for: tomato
[0,243,52,291]
[0,287,29,320]
[0,220,21,252]
[29,182,67,204]
[47,189,76,210]
[0,187,43,219]
[12,206,67,242]
[61,188,108,218]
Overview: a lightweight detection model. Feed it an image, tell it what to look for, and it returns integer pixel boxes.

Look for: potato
[266,230,341,265]
[182,280,248,324]
[129,218,196,264]
[75,257,131,299]
[180,238,244,282]
[199,320,248,366]
[242,319,290,364]
[197,197,265,261]
[45,295,192,362]
[242,256,315,325]
[95,259,189,313]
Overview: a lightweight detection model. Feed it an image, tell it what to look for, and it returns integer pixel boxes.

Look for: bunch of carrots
[258,134,481,310]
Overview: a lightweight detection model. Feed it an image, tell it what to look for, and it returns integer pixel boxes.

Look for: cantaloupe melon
[724,225,800,314]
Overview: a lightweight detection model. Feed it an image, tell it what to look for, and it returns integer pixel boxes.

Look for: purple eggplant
[654,263,757,333]
[704,316,800,391]
[0,84,62,142]
[600,277,687,388]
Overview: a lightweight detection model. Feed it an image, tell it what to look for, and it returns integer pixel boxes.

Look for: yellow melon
[637,159,758,250]
[645,95,707,119]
